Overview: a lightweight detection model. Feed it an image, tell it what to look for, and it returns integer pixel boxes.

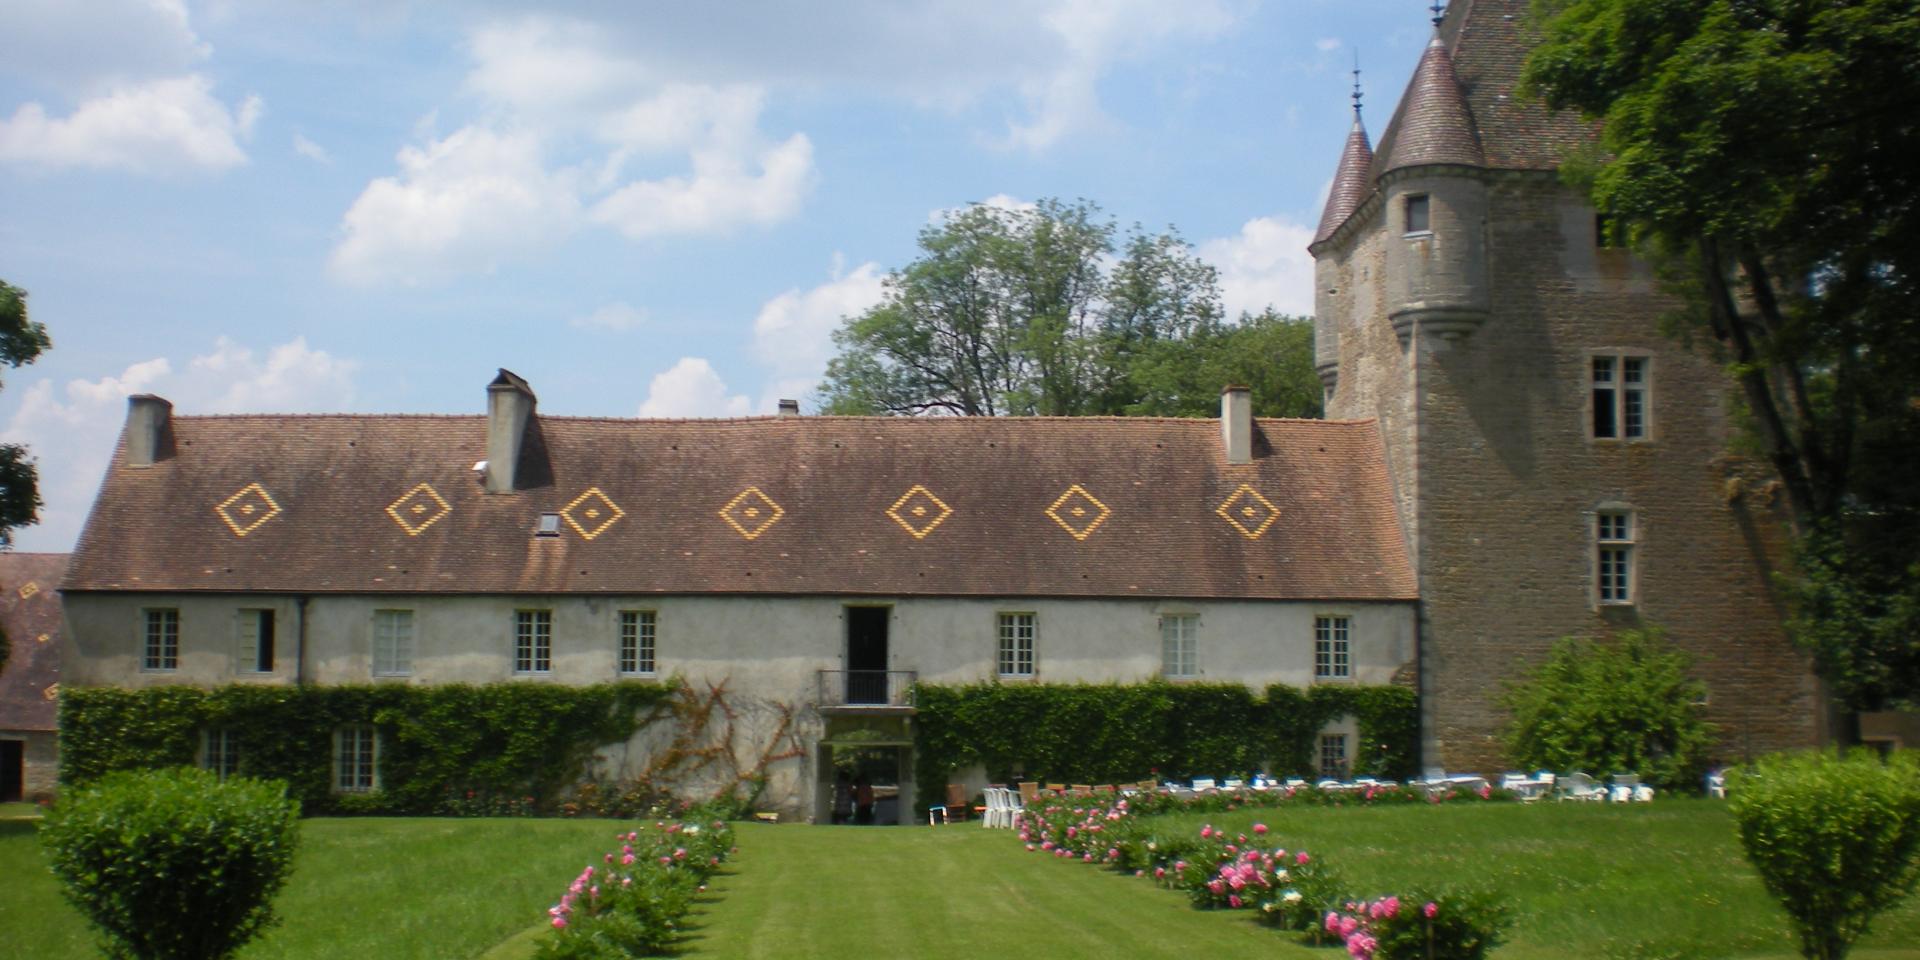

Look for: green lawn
[4,801,1918,959]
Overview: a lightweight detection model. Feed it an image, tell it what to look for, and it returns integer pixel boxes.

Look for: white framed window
[236,609,275,673]
[1318,734,1349,780]
[997,613,1036,678]
[515,609,553,674]
[1597,510,1636,605]
[619,610,657,676]
[1404,194,1431,234]
[1160,615,1198,678]
[1313,615,1351,680]
[200,728,239,780]
[333,724,378,793]
[1591,354,1650,440]
[143,608,179,671]
[373,609,414,677]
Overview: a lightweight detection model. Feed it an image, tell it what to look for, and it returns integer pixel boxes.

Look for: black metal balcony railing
[818,670,917,707]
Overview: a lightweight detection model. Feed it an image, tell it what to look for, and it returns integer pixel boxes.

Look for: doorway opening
[822,742,906,825]
[845,606,889,705]
[0,739,22,803]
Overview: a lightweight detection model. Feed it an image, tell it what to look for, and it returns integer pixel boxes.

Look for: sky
[0,0,1443,552]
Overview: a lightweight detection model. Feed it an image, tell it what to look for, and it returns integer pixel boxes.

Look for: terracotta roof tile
[66,415,1416,603]
[1442,0,1601,169]
[0,553,66,731]
[1373,33,1485,176]
[1313,117,1375,245]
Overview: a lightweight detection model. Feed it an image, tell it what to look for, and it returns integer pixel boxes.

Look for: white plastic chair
[1706,770,1727,799]
[1223,778,1245,791]
[1557,771,1605,802]
[1191,777,1216,792]
[1609,773,1639,804]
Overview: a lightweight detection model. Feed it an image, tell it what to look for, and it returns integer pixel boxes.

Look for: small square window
[1405,195,1431,234]
[535,513,562,537]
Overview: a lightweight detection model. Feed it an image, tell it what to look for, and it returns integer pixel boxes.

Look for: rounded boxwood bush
[40,766,300,960]
[1729,750,1920,960]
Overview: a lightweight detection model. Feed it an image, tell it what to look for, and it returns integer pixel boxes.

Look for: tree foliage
[1728,750,1920,960]
[818,199,1322,419]
[1,278,51,547]
[1499,628,1716,789]
[41,767,301,960]
[1524,0,1920,710]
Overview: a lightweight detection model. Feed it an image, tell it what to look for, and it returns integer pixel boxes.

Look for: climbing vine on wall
[913,681,1418,809]
[59,681,676,815]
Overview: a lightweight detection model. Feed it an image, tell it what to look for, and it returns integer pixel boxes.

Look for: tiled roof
[1373,34,1485,176]
[1312,116,1374,245]
[0,553,65,731]
[1440,0,1601,169]
[66,414,1417,602]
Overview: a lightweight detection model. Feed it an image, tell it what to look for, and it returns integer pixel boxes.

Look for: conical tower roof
[1313,115,1374,245]
[1372,30,1483,175]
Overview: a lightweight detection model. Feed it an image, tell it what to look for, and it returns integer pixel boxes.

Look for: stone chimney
[124,394,172,467]
[485,369,537,494]
[1221,385,1252,465]
[777,399,800,417]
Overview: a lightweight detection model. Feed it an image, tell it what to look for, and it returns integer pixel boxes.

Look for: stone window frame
[514,608,554,676]
[141,607,179,672]
[618,609,658,677]
[1594,503,1638,607]
[1403,193,1432,236]
[332,724,379,793]
[234,608,275,675]
[1313,614,1353,681]
[996,612,1037,679]
[372,608,414,678]
[1588,349,1654,442]
[1159,613,1199,679]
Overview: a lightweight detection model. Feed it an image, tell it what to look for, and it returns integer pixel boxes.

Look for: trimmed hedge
[913,681,1417,808]
[59,681,675,815]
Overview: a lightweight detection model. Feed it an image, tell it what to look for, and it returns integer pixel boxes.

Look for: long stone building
[50,0,1820,817]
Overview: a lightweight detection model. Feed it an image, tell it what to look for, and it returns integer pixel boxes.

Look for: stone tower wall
[1324,171,1821,772]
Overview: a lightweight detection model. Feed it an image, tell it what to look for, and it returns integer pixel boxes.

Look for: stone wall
[1324,170,1821,772]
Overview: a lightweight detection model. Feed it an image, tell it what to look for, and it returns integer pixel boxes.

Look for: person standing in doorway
[832,771,853,825]
[854,773,875,825]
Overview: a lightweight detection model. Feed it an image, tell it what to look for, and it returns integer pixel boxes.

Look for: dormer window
[535,513,562,537]
[1404,194,1431,234]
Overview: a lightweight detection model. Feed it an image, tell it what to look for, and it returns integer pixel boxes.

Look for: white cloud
[328,125,581,286]
[749,258,887,402]
[1,336,359,551]
[928,193,1036,224]
[293,132,330,163]
[589,133,814,239]
[1317,37,1343,52]
[1197,216,1318,319]
[636,358,752,418]
[0,75,261,174]
[569,302,649,332]
[0,0,209,93]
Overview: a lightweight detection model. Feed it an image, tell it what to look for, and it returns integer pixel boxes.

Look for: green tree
[1,278,51,548]
[818,199,1321,418]
[1499,628,1716,789]
[1727,750,1920,960]
[1523,0,1920,711]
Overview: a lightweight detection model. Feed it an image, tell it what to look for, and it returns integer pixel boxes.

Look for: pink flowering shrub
[536,810,738,959]
[1324,890,1507,959]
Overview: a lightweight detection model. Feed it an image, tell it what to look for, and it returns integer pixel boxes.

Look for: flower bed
[1017,791,1508,955]
[535,806,738,959]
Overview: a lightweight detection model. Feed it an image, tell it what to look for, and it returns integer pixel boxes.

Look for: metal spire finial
[1351,52,1364,117]
[1430,1,1446,27]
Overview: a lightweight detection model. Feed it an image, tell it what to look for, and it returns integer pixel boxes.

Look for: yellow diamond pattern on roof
[17,581,37,599]
[1045,484,1111,541]
[719,487,785,540]
[385,482,453,536]
[1215,484,1280,539]
[215,483,282,537]
[562,487,626,540]
[886,485,953,539]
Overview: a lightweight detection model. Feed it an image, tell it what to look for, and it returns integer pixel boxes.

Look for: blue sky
[0,0,1440,552]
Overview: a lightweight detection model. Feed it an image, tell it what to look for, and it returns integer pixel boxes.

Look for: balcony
[817,670,917,713]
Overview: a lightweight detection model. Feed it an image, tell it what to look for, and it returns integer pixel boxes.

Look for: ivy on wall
[913,681,1419,808]
[59,681,675,815]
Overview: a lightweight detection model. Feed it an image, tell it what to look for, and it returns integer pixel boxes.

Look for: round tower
[1373,28,1489,342]
[1309,72,1375,400]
